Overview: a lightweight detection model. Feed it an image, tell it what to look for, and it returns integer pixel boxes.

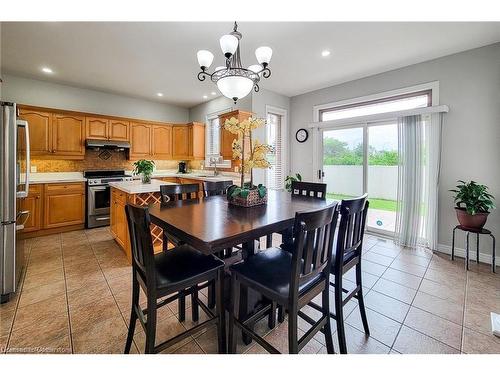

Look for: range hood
[85,139,131,150]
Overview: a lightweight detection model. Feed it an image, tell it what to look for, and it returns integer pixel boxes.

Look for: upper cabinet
[172,123,205,160]
[52,114,85,157]
[218,110,253,160]
[152,125,173,159]
[18,109,52,155]
[86,117,130,141]
[130,122,152,159]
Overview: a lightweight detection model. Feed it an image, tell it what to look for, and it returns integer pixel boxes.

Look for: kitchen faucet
[209,155,223,176]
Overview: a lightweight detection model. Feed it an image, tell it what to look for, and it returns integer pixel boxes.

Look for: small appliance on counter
[178,161,187,174]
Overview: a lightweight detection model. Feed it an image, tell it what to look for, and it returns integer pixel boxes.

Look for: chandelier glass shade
[196,22,272,103]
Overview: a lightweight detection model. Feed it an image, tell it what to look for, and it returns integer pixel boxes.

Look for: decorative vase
[142,174,152,184]
[455,207,489,229]
[228,188,267,207]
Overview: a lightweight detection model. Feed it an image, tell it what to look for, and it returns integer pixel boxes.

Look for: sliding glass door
[320,121,399,236]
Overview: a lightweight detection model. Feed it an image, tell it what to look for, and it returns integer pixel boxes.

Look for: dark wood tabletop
[148,190,334,255]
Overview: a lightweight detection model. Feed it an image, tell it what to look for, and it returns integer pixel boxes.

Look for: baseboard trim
[437,243,494,265]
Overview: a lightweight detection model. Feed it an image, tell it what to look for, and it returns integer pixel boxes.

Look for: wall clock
[295,128,309,143]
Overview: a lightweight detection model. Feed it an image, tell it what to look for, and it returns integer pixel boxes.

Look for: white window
[205,116,221,157]
[266,106,287,190]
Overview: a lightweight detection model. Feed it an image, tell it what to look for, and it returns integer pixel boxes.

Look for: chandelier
[196,22,272,103]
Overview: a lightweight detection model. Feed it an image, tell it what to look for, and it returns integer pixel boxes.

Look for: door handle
[17,119,30,198]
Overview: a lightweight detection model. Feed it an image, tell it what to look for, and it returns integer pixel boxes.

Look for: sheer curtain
[395,113,442,249]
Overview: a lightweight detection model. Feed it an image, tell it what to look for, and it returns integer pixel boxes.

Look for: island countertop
[109,179,176,194]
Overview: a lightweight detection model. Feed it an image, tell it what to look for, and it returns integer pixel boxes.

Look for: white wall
[188,95,252,123]
[1,74,189,122]
[290,43,500,254]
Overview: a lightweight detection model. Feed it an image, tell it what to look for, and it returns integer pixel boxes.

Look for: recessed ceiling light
[41,67,53,74]
[321,50,331,57]
[203,95,208,99]
[211,92,217,96]
[156,92,164,97]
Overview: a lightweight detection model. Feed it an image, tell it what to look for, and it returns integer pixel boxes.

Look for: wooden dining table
[148,189,334,344]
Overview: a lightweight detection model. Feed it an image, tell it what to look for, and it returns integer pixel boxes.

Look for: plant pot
[455,207,489,229]
[228,188,267,207]
[142,174,152,184]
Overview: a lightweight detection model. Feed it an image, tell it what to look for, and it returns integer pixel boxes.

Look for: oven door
[88,185,111,216]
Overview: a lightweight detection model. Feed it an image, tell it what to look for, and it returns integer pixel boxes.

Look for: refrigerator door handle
[16,119,30,198]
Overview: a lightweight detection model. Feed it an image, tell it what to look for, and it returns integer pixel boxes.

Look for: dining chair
[227,203,339,354]
[159,183,202,321]
[308,194,370,354]
[124,204,226,354]
[203,180,233,197]
[291,180,327,199]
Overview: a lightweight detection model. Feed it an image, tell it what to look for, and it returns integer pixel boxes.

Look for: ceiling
[2,22,499,108]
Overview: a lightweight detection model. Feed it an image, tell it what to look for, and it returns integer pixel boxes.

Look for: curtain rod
[308,105,449,129]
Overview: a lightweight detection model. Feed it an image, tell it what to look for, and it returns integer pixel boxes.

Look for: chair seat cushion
[154,244,224,290]
[229,247,321,303]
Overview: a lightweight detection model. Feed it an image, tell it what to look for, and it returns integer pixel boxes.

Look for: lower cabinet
[20,184,43,233]
[43,183,85,229]
[110,188,128,250]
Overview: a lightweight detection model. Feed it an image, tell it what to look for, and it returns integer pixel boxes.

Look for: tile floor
[1,228,499,354]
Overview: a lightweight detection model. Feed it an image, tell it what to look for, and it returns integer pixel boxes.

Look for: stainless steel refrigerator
[1,101,30,303]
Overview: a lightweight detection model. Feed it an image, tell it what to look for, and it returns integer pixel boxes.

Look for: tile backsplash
[31,150,202,172]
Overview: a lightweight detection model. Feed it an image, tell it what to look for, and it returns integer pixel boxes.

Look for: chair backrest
[290,202,339,297]
[160,183,200,203]
[333,194,369,272]
[203,180,233,197]
[125,204,155,283]
[291,181,327,199]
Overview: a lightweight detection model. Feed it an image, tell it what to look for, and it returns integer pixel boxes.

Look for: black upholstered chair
[203,180,233,197]
[228,203,339,354]
[124,204,226,354]
[308,194,370,354]
[160,183,201,203]
[291,180,327,199]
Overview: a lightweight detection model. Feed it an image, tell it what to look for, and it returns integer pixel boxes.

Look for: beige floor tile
[12,295,67,332]
[404,306,462,350]
[363,252,394,267]
[372,278,417,304]
[463,303,496,336]
[72,314,130,354]
[424,267,466,287]
[346,306,401,347]
[107,273,132,294]
[362,260,388,277]
[412,291,464,325]
[364,290,410,323]
[419,278,465,303]
[66,280,113,309]
[0,308,15,338]
[389,259,427,277]
[172,339,204,354]
[134,314,190,353]
[344,268,379,289]
[395,253,431,268]
[69,295,122,335]
[25,255,63,276]
[22,267,64,290]
[18,280,66,308]
[7,334,71,354]
[62,250,96,268]
[369,244,401,258]
[381,267,422,290]
[393,326,459,354]
[335,323,390,354]
[466,284,500,312]
[462,328,500,354]
[65,269,107,292]
[64,258,101,278]
[467,269,500,290]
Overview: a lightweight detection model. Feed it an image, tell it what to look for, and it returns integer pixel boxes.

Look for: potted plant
[285,173,302,192]
[132,159,155,184]
[450,180,495,229]
[224,116,274,207]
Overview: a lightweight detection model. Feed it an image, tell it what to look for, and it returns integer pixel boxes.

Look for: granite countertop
[108,179,176,194]
[26,172,86,184]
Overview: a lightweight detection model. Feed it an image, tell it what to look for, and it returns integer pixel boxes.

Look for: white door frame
[265,105,288,189]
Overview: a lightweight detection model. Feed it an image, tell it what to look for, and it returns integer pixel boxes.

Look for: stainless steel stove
[84,170,132,228]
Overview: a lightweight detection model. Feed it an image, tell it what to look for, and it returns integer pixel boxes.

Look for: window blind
[267,113,283,189]
[206,117,220,156]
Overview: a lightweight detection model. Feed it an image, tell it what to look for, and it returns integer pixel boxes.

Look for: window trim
[265,105,288,190]
[204,107,232,166]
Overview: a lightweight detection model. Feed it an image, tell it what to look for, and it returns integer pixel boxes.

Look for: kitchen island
[109,179,177,262]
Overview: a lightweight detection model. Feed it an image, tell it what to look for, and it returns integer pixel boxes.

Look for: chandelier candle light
[196,22,273,103]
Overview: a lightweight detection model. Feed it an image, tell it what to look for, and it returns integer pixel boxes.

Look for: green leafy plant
[284,173,302,192]
[132,159,155,183]
[450,180,495,215]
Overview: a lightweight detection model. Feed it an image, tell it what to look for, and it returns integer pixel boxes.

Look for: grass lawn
[326,193,397,212]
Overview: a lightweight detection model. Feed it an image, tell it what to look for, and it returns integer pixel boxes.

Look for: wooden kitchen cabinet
[109,119,130,141]
[218,110,253,160]
[85,117,108,140]
[172,125,190,159]
[43,183,85,229]
[18,109,52,156]
[20,184,43,233]
[152,125,173,159]
[189,122,205,160]
[110,188,128,250]
[130,122,152,159]
[52,114,85,157]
